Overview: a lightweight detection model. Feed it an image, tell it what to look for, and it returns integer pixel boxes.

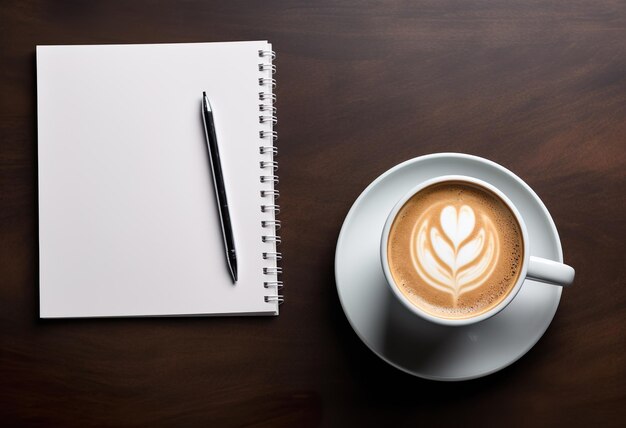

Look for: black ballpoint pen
[202,92,238,283]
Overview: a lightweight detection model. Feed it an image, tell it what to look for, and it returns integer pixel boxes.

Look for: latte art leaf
[440,205,474,247]
[411,204,499,304]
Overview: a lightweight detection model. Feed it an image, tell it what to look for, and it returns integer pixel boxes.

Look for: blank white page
[37,41,278,317]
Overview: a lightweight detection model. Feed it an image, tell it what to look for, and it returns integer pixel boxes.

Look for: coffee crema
[387,181,524,320]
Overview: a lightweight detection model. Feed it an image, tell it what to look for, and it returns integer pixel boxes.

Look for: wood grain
[1,0,625,426]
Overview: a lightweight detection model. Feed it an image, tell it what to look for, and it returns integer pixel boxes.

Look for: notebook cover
[36,41,279,317]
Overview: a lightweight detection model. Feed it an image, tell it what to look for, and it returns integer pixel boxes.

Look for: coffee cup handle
[526,256,575,287]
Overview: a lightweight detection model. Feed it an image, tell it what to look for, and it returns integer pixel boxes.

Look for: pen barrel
[203,104,237,280]
[203,110,227,203]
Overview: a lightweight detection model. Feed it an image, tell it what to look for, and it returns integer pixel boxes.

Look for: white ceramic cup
[380,175,575,327]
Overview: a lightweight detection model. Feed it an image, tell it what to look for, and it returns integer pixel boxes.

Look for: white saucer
[335,153,563,381]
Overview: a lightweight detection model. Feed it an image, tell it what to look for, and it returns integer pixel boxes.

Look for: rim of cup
[380,175,531,327]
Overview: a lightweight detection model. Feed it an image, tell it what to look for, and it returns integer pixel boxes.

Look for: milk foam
[410,204,499,304]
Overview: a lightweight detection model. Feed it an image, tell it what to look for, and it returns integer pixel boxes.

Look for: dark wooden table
[1,1,625,426]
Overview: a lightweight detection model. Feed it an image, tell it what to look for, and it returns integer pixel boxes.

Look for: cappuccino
[387,181,524,320]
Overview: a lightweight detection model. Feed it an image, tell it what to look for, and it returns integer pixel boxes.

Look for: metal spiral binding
[259,48,283,305]
[259,115,278,125]
[259,105,276,114]
[264,281,283,289]
[259,146,277,155]
[258,63,277,74]
[260,160,278,170]
[261,204,280,214]
[260,190,279,198]
[261,220,281,229]
[258,77,276,88]
[260,175,279,184]
[259,49,276,60]
[259,92,276,103]
[263,252,282,260]
[259,130,278,141]
[262,235,281,244]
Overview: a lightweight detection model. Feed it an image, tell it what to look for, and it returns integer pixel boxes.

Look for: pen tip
[203,92,212,111]
[229,256,238,283]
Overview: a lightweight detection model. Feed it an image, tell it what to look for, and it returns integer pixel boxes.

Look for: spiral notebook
[36,41,282,318]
